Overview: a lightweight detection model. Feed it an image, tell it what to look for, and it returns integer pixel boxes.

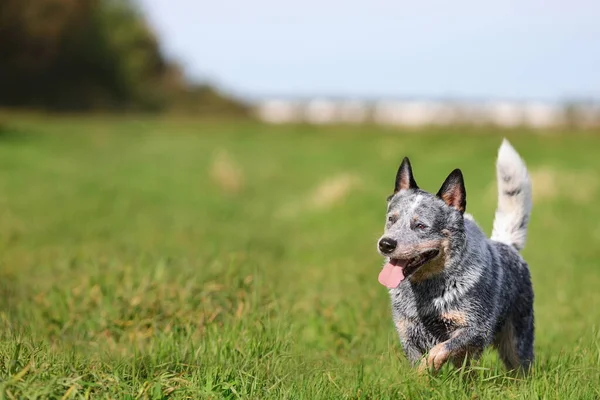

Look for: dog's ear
[436,169,466,213]
[393,157,419,195]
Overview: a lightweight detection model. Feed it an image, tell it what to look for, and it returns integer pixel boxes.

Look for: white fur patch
[409,194,423,214]
[491,139,532,251]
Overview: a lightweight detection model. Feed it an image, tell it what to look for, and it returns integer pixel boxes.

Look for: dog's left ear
[436,169,466,213]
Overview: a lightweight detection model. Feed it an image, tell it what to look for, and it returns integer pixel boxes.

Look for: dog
[376,139,534,373]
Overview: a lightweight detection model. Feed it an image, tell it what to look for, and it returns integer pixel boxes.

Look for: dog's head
[377,157,467,288]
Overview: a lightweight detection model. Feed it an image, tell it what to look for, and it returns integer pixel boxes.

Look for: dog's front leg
[418,328,487,373]
[400,337,424,366]
[394,316,426,365]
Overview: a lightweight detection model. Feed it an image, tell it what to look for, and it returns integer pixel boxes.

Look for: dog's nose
[378,237,397,254]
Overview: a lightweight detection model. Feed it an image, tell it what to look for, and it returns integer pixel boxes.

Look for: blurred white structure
[254,98,600,128]
[572,104,600,127]
[255,100,302,124]
[338,100,369,124]
[521,102,565,128]
[374,101,439,126]
[304,99,338,124]
[485,101,524,127]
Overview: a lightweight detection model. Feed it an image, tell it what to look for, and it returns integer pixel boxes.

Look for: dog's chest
[390,280,461,316]
[390,283,467,343]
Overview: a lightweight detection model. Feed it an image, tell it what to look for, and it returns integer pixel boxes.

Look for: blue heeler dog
[377,139,534,373]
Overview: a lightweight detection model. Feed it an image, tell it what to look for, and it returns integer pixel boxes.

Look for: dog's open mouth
[378,250,439,288]
[391,249,439,274]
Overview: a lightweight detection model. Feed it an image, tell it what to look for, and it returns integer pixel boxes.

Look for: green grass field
[1,116,600,399]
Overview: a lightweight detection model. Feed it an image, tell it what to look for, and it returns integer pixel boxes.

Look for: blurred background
[1,0,600,398]
[2,0,599,125]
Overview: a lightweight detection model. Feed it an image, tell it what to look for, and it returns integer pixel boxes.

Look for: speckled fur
[377,139,534,373]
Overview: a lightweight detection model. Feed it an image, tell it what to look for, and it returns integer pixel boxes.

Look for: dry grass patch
[277,173,361,218]
[209,149,244,194]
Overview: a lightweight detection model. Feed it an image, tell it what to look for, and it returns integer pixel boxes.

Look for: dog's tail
[491,139,532,251]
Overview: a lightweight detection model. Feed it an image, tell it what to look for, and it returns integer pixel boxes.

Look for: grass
[1,115,600,399]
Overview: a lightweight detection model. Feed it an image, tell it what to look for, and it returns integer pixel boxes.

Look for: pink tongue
[378,262,406,288]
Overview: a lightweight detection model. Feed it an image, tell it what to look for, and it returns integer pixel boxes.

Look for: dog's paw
[418,343,451,374]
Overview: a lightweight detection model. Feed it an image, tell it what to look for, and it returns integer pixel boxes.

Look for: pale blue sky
[137,0,600,101]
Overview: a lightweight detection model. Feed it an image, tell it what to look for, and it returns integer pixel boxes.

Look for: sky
[137,0,600,101]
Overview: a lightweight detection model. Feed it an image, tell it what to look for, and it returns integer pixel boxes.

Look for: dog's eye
[415,223,427,230]
[387,215,396,224]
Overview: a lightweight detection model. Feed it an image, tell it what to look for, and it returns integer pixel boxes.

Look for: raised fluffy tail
[491,139,532,251]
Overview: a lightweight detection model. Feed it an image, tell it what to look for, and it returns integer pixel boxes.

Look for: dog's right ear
[393,157,419,195]
[436,169,466,213]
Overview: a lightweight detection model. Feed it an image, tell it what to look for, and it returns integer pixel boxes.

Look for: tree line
[0,0,249,116]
